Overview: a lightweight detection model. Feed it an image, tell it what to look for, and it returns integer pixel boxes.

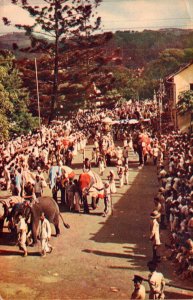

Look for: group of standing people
[132,131,193,299]
[152,132,193,280]
[16,212,52,258]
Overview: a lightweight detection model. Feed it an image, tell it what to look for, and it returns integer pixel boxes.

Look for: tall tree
[110,66,145,100]
[16,32,117,119]
[0,50,38,140]
[3,0,102,122]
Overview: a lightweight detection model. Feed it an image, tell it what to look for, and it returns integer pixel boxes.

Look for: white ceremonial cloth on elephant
[61,165,73,174]
[49,166,62,189]
[9,196,24,205]
[22,170,36,185]
[88,170,104,199]
[0,201,5,218]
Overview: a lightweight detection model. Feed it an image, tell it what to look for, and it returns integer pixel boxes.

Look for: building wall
[178,112,191,132]
[173,64,193,103]
[173,63,193,131]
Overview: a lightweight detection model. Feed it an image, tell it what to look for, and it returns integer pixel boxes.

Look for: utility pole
[35,58,41,130]
[157,79,165,134]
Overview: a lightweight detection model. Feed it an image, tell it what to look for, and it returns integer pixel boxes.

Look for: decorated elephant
[78,170,104,214]
[10,196,69,244]
[132,131,151,166]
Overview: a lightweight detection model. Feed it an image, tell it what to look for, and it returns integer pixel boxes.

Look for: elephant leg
[54,215,60,236]
[138,149,143,165]
[32,220,39,245]
[52,212,60,236]
[55,224,60,236]
[91,197,97,210]
[0,219,4,232]
[144,153,148,165]
[83,196,89,214]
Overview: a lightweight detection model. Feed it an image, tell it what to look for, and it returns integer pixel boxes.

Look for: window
[190,83,193,90]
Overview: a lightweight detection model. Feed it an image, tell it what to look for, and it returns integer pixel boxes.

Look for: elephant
[132,131,151,166]
[78,170,104,214]
[0,200,9,232]
[10,196,70,244]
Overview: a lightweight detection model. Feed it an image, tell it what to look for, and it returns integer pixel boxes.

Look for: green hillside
[1,29,193,101]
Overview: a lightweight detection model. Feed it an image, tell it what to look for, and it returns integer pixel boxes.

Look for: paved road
[0,145,193,299]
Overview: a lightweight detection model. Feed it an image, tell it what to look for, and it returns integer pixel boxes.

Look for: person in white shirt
[123,146,129,165]
[34,175,43,198]
[148,262,165,299]
[149,210,161,262]
[116,146,123,166]
[38,213,52,257]
[98,156,106,176]
[117,166,124,187]
[152,143,159,166]
[103,181,111,217]
[124,164,129,185]
[17,214,28,257]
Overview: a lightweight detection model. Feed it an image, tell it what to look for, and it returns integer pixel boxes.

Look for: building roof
[166,60,193,81]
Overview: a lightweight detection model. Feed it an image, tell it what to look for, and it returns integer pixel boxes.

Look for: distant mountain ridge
[1,28,193,64]
[0,32,30,47]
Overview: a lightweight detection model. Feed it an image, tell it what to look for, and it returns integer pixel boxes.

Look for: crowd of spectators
[150,132,193,280]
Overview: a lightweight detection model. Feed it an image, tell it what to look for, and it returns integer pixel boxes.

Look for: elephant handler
[16,213,28,257]
[38,212,53,257]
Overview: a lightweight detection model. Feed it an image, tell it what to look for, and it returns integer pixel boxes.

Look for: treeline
[1,28,193,139]
[112,29,193,69]
[104,29,193,99]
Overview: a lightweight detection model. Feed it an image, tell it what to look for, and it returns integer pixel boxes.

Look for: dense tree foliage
[108,29,193,98]
[177,90,193,115]
[16,32,119,119]
[112,29,193,68]
[0,50,38,140]
[3,0,103,122]
[1,27,193,115]
[110,67,145,100]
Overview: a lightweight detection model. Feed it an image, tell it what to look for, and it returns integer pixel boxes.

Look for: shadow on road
[165,291,193,299]
[0,249,40,256]
[85,163,193,298]
[83,248,146,260]
[0,232,16,246]
[87,164,155,272]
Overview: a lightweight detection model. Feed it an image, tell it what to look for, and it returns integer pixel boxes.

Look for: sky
[0,0,193,35]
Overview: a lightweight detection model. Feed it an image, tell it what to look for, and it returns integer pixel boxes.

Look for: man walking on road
[17,213,28,257]
[148,261,165,299]
[150,210,161,262]
[38,213,52,257]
